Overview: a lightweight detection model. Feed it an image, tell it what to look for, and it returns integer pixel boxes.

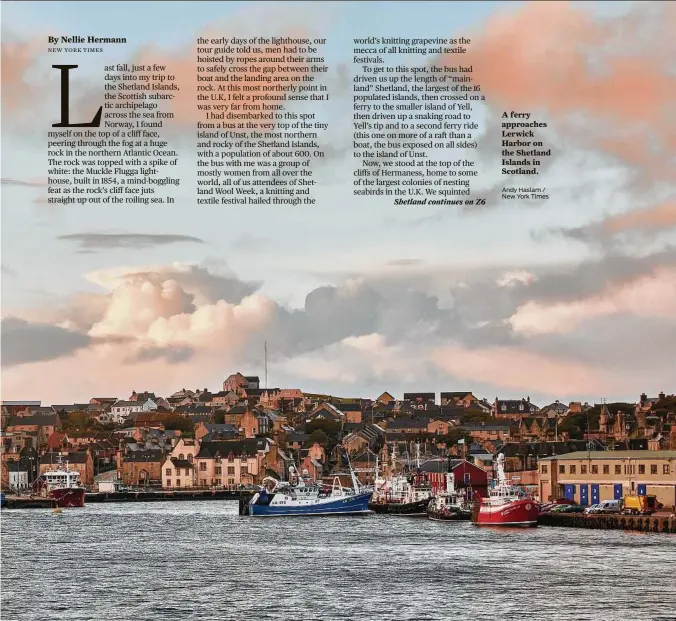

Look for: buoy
[52,507,62,514]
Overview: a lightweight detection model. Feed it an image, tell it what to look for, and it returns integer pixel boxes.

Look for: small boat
[388,478,433,516]
[35,456,86,508]
[248,466,372,517]
[427,472,471,521]
[473,453,538,527]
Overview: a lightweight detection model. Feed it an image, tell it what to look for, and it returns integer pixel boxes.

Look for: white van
[596,500,621,514]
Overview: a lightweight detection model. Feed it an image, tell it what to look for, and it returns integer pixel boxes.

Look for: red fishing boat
[474,454,538,527]
[36,457,86,508]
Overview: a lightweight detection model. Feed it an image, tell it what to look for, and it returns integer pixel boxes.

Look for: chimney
[658,391,665,401]
[640,393,647,403]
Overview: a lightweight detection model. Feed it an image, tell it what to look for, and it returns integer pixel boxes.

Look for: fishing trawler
[247,465,372,517]
[368,444,433,516]
[36,456,86,507]
[474,453,538,527]
[427,472,470,521]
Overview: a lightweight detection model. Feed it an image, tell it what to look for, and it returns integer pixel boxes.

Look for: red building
[417,458,489,499]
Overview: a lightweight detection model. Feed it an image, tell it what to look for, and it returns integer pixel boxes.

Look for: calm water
[1,501,674,621]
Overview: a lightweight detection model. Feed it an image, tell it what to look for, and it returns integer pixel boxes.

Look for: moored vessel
[473,454,538,527]
[427,472,471,521]
[247,465,372,517]
[35,457,86,508]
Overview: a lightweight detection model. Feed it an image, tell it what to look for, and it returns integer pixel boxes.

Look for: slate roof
[124,449,164,463]
[170,458,194,469]
[196,438,269,459]
[41,451,89,465]
[387,418,430,430]
[496,399,534,414]
[8,413,59,427]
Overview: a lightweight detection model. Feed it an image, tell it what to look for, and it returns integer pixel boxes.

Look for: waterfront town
[2,372,676,516]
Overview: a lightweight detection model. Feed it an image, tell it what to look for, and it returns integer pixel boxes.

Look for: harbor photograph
[3,0,676,619]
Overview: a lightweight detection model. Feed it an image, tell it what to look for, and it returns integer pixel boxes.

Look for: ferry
[36,457,86,508]
[427,472,471,521]
[247,466,372,517]
[474,453,538,527]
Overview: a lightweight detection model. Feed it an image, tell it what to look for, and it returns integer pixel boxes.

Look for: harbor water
[1,501,674,621]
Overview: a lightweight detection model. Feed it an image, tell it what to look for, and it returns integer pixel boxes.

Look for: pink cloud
[509,267,676,335]
[432,345,611,395]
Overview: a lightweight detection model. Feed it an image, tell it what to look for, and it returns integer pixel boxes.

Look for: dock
[85,489,252,503]
[538,511,676,533]
[3,496,58,509]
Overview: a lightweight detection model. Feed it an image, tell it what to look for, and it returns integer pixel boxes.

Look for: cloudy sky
[2,1,675,405]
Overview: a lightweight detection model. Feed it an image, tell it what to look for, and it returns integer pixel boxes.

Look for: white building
[108,399,157,424]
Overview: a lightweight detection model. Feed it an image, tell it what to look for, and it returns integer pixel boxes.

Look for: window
[215,467,222,475]
[664,465,671,475]
[228,478,235,485]
[581,465,587,474]
[569,465,576,474]
[541,465,548,474]
[650,464,657,475]
[603,465,609,475]
[591,465,598,475]
[199,462,207,471]
[615,465,621,475]
[228,466,235,475]
[166,479,171,487]
[638,464,645,475]
[178,453,184,460]
[188,454,194,464]
[165,468,171,476]
[559,465,565,474]
[241,465,248,474]
[176,479,181,487]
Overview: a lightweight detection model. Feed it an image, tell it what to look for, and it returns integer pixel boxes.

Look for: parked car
[560,504,585,514]
[584,504,601,514]
[550,504,572,513]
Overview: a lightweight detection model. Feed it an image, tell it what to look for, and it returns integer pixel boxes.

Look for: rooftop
[540,450,676,461]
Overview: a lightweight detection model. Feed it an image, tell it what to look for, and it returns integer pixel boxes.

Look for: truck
[621,494,658,515]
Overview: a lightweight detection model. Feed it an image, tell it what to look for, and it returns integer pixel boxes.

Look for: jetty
[85,489,250,503]
[3,496,58,509]
[538,511,676,534]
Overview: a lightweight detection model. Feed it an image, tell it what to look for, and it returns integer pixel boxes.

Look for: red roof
[46,432,68,449]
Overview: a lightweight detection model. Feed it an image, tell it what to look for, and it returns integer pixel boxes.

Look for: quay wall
[538,512,676,534]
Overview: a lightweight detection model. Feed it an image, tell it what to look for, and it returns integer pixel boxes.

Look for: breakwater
[538,512,676,533]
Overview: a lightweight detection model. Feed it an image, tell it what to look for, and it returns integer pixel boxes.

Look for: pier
[3,496,58,509]
[538,512,676,533]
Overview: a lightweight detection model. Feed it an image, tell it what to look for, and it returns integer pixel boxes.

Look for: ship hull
[475,498,538,526]
[49,487,86,508]
[368,501,392,514]
[427,508,471,521]
[388,498,430,516]
[250,492,372,517]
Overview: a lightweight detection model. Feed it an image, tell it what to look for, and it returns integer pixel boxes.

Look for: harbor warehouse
[539,451,676,508]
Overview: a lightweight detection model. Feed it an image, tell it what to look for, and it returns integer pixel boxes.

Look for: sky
[1,1,675,406]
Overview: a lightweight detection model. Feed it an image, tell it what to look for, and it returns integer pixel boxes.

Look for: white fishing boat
[247,465,372,517]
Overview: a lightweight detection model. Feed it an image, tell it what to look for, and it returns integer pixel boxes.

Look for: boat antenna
[343,449,361,493]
